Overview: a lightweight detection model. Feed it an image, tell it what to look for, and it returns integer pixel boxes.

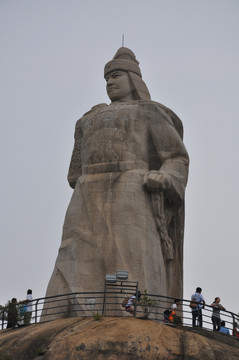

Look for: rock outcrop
[0,317,239,359]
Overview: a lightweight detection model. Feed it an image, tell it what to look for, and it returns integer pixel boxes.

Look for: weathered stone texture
[43,48,189,318]
[0,318,238,359]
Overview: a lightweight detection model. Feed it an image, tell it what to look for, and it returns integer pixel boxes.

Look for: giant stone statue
[43,47,189,317]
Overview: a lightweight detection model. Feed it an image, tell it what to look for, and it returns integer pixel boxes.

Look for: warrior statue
[42,47,189,318]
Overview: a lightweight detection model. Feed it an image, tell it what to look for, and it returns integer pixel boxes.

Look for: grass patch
[93,312,101,321]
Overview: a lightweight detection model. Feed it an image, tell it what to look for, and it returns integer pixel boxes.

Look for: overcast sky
[1,0,238,316]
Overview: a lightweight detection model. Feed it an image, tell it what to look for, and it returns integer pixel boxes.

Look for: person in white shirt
[125,291,141,315]
[191,287,205,327]
[166,299,182,324]
[24,289,33,325]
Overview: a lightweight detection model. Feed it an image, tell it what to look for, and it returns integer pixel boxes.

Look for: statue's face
[105,70,134,102]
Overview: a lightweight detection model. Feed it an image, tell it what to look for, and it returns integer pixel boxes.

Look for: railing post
[1,310,4,330]
[35,300,39,324]
[102,282,107,316]
[74,293,77,317]
[231,312,235,335]
[133,283,139,317]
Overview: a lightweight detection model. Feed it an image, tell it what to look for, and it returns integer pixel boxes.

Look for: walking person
[191,287,205,327]
[210,297,226,331]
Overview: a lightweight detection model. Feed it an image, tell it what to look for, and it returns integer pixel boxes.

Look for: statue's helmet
[104,47,151,101]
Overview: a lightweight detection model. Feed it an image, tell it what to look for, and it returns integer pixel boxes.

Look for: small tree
[93,312,101,321]
[0,303,9,327]
[139,289,157,319]
[0,300,21,328]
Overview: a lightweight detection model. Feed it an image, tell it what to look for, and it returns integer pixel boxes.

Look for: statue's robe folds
[42,100,189,318]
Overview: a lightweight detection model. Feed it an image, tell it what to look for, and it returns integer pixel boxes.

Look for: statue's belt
[83,161,149,174]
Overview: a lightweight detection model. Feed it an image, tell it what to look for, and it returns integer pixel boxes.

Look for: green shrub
[93,312,101,321]
[139,290,157,318]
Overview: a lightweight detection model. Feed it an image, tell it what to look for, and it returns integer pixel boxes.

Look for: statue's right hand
[143,172,171,193]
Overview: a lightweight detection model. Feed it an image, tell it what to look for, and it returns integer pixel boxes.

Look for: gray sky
[1,0,238,315]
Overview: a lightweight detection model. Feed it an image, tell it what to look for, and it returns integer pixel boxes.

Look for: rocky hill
[0,317,239,359]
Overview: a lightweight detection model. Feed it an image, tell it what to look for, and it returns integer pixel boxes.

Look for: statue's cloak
[42,100,189,317]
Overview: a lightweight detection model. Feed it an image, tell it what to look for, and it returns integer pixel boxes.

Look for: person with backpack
[123,291,141,315]
[164,299,182,324]
[190,287,205,327]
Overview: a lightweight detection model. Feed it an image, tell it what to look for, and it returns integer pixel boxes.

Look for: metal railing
[1,288,238,338]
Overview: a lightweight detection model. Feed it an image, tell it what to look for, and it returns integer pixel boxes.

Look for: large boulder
[0,317,238,359]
